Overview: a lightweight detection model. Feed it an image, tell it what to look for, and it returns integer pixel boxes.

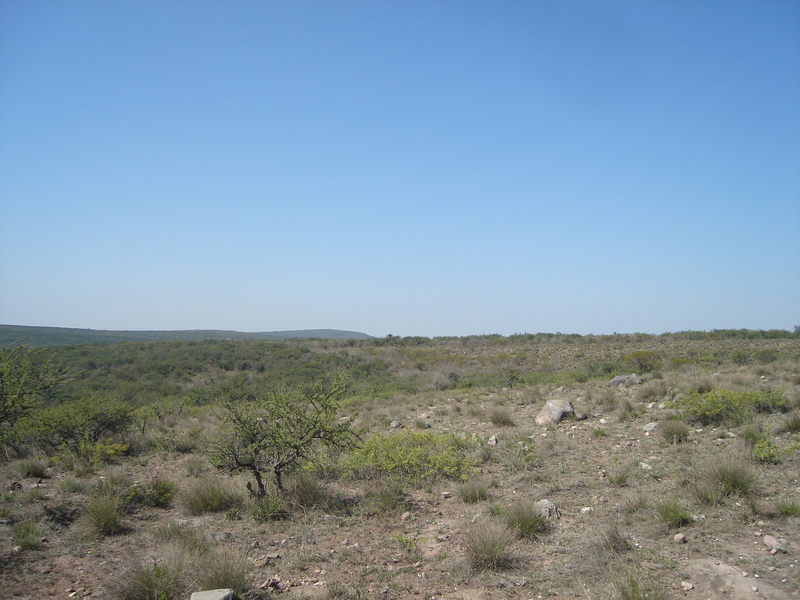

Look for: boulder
[610,374,643,387]
[535,399,574,426]
[190,590,234,600]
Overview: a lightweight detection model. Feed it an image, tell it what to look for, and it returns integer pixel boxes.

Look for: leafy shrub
[181,476,243,515]
[661,419,690,444]
[752,438,780,464]
[504,501,549,538]
[462,521,515,571]
[58,477,91,494]
[457,480,488,503]
[656,498,694,528]
[754,349,778,364]
[622,351,662,373]
[673,388,791,426]
[344,431,477,484]
[12,521,44,550]
[250,493,288,522]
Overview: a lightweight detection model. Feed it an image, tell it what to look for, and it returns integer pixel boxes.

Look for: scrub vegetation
[0,329,799,599]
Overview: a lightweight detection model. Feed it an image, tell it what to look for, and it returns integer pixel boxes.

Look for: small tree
[0,347,63,453]
[211,373,357,495]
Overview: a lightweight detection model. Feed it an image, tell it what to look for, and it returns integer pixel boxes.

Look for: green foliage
[752,438,780,463]
[776,500,800,517]
[141,478,178,508]
[0,347,63,450]
[753,349,778,363]
[462,521,515,571]
[655,498,694,528]
[622,351,662,373]
[79,437,129,466]
[210,373,357,493]
[392,533,417,554]
[344,430,477,484]
[250,493,288,522]
[503,501,549,538]
[672,388,791,426]
[22,395,133,451]
[695,455,757,504]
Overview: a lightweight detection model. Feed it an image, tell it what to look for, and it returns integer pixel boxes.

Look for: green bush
[673,388,791,426]
[489,408,515,427]
[696,455,757,504]
[344,431,477,484]
[622,351,662,373]
[776,500,800,517]
[752,438,780,463]
[143,478,178,508]
[250,493,288,522]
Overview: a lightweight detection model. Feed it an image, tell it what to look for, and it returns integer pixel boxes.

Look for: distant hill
[0,325,373,347]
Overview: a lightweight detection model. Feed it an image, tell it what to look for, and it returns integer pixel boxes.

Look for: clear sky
[1,1,798,337]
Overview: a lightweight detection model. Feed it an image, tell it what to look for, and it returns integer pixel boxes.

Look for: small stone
[580,507,594,514]
[674,533,687,543]
[390,420,401,428]
[751,587,759,593]
[742,571,749,577]
[681,581,694,591]
[400,512,410,521]
[754,532,762,537]
[441,491,452,498]
[763,535,781,551]
[642,422,658,432]
[487,435,499,445]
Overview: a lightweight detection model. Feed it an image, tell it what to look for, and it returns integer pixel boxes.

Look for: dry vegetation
[1,332,799,600]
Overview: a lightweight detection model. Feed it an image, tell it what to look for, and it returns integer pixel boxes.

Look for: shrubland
[0,329,798,599]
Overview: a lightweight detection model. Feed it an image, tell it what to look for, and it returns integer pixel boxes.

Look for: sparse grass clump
[12,458,49,479]
[458,480,488,503]
[463,521,515,571]
[661,419,690,444]
[85,494,124,536]
[655,498,694,528]
[194,551,252,597]
[779,411,800,433]
[504,501,549,538]
[180,476,244,515]
[489,408,515,427]
[106,561,187,600]
[695,454,757,504]
[776,500,800,517]
[614,567,670,600]
[12,521,44,550]
[367,485,411,513]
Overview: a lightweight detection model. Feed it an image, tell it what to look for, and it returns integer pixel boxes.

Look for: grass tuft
[463,520,515,571]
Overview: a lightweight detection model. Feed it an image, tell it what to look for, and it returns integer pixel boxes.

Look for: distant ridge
[0,325,373,347]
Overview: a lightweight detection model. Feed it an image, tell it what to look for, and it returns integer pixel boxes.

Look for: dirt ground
[2,376,798,600]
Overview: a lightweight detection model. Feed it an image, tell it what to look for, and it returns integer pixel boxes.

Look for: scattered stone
[390,421,401,428]
[639,462,652,471]
[441,491,452,499]
[487,435,499,445]
[535,399,574,426]
[674,533,687,543]
[763,535,782,552]
[681,581,694,591]
[599,418,608,425]
[190,590,234,600]
[642,422,658,432]
[400,512,410,521]
[580,507,594,514]
[610,374,642,386]
[575,412,587,421]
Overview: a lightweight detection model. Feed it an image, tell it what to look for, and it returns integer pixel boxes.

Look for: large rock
[535,398,574,426]
[190,590,234,600]
[610,374,643,387]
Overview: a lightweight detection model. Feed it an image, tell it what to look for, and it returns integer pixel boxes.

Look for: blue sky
[1,1,798,337]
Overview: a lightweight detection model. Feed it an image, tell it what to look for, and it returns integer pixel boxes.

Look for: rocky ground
[1,372,799,600]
